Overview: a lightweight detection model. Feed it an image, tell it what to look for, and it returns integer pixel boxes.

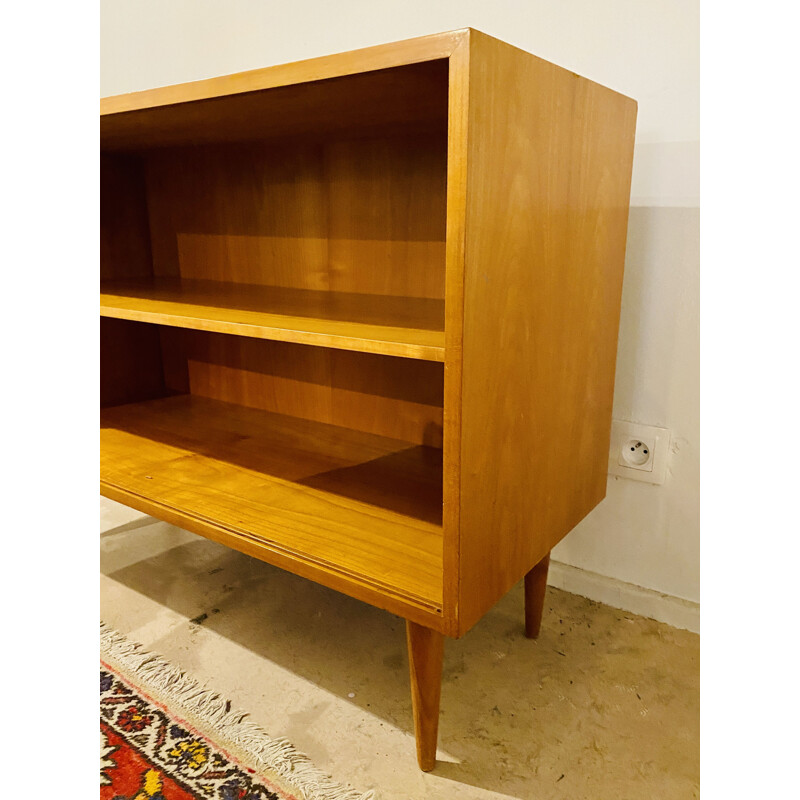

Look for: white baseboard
[548,560,699,634]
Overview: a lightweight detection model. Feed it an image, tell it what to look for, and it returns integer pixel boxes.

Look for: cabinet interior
[100,59,450,612]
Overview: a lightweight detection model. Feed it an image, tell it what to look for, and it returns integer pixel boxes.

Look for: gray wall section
[553,206,700,603]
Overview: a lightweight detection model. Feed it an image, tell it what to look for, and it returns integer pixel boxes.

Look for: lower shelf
[100,395,444,612]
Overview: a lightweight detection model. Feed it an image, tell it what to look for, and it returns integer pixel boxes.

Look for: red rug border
[101,657,302,800]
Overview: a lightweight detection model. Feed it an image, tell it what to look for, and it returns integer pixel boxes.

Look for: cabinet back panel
[144,133,446,299]
[160,328,444,447]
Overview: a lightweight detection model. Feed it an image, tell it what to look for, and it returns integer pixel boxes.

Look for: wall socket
[608,420,670,484]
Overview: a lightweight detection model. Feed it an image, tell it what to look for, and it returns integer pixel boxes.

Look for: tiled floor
[101,497,699,799]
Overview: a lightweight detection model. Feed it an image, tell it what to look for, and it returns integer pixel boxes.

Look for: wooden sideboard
[100,28,636,770]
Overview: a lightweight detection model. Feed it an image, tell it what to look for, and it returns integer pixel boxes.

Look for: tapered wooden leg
[406,620,444,771]
[524,552,551,639]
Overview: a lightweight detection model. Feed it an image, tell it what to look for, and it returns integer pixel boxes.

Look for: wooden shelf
[101,395,444,611]
[100,279,445,361]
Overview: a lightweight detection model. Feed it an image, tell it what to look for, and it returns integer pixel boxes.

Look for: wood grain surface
[101,395,444,614]
[407,620,444,771]
[452,31,637,635]
[101,279,445,361]
[143,136,446,297]
[156,329,444,447]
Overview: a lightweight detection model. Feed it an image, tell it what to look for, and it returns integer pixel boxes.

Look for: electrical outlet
[608,420,670,484]
[619,437,654,471]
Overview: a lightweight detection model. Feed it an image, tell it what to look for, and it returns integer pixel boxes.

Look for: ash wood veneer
[100,28,636,771]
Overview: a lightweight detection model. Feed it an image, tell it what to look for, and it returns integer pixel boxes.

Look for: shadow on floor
[100,516,699,798]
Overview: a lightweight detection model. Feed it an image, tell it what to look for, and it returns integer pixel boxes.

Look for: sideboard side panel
[457,31,637,635]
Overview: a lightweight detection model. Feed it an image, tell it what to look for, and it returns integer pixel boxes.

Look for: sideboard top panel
[102,29,466,115]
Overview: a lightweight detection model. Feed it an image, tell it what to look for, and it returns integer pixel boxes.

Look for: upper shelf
[100,278,446,361]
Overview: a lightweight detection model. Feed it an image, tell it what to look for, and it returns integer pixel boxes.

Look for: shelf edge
[101,480,446,628]
[100,303,446,362]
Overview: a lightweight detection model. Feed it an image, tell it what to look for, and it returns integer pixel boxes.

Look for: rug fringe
[100,622,376,800]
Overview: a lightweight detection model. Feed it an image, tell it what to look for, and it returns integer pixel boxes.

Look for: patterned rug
[100,623,374,800]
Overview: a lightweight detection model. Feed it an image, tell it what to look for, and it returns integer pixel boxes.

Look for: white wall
[101,0,700,627]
